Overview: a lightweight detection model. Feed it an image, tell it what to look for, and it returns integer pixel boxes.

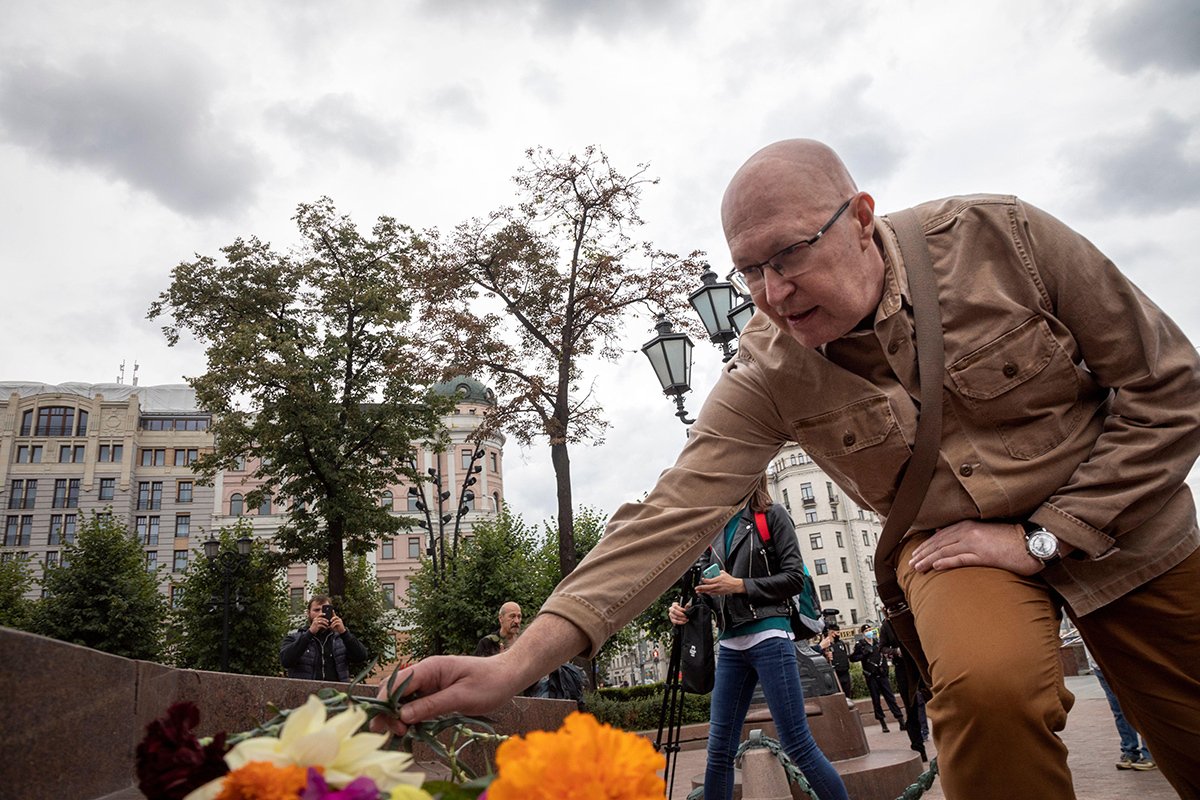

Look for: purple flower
[300,767,382,800]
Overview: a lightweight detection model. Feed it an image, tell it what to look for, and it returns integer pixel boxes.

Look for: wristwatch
[1023,524,1060,564]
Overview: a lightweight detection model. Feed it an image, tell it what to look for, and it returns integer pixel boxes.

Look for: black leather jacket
[698,504,805,633]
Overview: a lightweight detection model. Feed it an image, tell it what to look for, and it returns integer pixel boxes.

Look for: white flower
[184,695,422,800]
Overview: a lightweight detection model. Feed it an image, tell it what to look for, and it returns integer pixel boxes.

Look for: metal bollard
[740,729,792,800]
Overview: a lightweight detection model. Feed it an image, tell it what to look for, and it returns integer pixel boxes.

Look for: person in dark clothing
[280,595,369,682]
[850,624,905,733]
[879,618,930,760]
[473,602,522,657]
[819,624,852,696]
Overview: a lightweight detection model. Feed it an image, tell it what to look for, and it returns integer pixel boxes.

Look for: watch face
[1028,531,1058,560]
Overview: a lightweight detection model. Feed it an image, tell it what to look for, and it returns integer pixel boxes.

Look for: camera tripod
[654,560,704,798]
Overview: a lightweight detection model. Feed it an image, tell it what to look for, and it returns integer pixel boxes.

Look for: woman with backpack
[669,483,849,800]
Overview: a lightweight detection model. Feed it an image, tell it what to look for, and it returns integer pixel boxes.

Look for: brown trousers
[898,537,1200,800]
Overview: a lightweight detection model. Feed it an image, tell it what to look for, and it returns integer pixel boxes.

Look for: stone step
[689,748,922,800]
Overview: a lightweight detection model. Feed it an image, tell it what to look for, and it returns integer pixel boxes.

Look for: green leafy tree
[35,513,165,660]
[0,555,36,631]
[421,146,705,580]
[312,553,399,679]
[398,508,543,658]
[167,522,291,675]
[148,197,454,598]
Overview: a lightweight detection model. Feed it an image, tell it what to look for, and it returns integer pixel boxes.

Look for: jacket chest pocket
[948,317,1083,460]
[792,395,911,513]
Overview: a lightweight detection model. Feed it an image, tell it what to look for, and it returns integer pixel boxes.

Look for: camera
[321,604,334,621]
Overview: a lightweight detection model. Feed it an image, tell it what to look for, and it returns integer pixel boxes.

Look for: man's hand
[908,521,1042,576]
[668,601,691,626]
[693,570,745,596]
[308,615,330,635]
[330,614,347,635]
[370,613,588,735]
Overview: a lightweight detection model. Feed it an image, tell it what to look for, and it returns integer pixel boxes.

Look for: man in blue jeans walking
[1091,655,1156,771]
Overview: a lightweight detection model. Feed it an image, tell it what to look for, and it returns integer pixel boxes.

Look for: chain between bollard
[680,733,940,800]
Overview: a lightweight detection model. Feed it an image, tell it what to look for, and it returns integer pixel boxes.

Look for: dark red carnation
[136,701,229,800]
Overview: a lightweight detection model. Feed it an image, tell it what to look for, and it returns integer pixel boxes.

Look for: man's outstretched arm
[373,613,588,734]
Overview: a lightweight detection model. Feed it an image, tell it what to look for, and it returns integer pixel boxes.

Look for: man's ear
[853,192,876,249]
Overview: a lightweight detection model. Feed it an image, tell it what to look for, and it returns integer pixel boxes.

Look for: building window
[140,449,166,467]
[67,479,79,507]
[408,537,421,558]
[15,445,43,463]
[492,492,501,511]
[145,551,158,573]
[381,539,394,559]
[840,557,849,573]
[258,495,272,516]
[819,584,833,602]
[170,586,185,608]
[229,494,244,516]
[137,481,163,510]
[98,478,115,501]
[173,550,188,572]
[862,530,870,546]
[19,410,33,436]
[866,556,874,570]
[3,517,16,546]
[831,506,839,521]
[51,479,80,508]
[289,587,305,612]
[173,448,198,466]
[137,516,160,545]
[814,558,828,575]
[461,449,472,469]
[8,479,36,509]
[809,533,823,549]
[804,511,817,523]
[59,444,86,463]
[380,491,393,511]
[46,551,59,570]
[62,514,76,544]
[782,488,791,511]
[490,452,498,472]
[835,532,844,547]
[36,406,75,436]
[858,508,865,519]
[49,515,62,545]
[174,515,190,538]
[850,608,859,625]
[98,443,123,463]
[845,583,854,599]
[176,481,193,503]
[800,483,814,500]
[381,582,395,609]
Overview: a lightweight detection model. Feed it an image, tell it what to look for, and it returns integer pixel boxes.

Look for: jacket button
[959,464,974,477]
[843,432,857,447]
[1002,362,1018,378]
[887,339,902,355]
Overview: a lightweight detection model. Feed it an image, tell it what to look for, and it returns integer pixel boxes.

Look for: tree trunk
[327,517,346,599]
[551,440,577,579]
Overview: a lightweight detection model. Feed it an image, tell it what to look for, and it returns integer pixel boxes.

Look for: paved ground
[664,674,1178,800]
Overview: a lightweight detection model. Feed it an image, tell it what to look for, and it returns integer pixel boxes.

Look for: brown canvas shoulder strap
[874,208,945,614]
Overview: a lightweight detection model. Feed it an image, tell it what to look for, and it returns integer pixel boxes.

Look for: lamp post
[641,315,695,424]
[688,267,741,362]
[407,447,486,581]
[203,532,253,673]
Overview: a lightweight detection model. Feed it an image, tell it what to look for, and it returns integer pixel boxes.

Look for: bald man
[472,602,522,657]
[381,140,1200,799]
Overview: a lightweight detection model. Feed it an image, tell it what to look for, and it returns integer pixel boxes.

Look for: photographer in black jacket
[850,623,905,733]
[281,595,368,682]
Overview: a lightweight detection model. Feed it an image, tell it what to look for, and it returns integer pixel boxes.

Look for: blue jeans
[1094,666,1152,761]
[705,637,849,800]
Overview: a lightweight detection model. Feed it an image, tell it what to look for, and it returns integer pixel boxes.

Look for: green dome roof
[433,375,495,405]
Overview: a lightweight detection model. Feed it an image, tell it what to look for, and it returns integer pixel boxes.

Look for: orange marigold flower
[213,761,312,800]
[487,711,665,800]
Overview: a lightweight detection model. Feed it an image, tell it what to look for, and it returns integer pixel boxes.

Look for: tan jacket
[544,195,1200,657]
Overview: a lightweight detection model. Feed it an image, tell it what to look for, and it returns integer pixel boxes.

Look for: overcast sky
[2,0,1198,525]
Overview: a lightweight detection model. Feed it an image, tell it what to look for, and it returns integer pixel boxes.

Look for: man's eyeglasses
[726,197,854,295]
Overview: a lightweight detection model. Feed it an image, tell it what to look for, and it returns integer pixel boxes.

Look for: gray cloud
[269,93,406,166]
[1088,0,1200,75]
[425,85,487,127]
[418,0,694,37]
[0,46,262,217]
[1068,113,1200,214]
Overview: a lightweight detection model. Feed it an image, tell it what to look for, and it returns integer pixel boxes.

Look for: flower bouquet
[136,671,666,800]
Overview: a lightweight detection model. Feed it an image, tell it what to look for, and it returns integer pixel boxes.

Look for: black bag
[678,603,715,694]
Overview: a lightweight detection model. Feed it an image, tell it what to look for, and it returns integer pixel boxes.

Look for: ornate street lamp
[688,267,740,362]
[728,296,756,336]
[641,315,695,425]
[204,532,253,673]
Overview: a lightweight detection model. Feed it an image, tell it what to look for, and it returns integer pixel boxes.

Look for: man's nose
[759,267,797,307]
